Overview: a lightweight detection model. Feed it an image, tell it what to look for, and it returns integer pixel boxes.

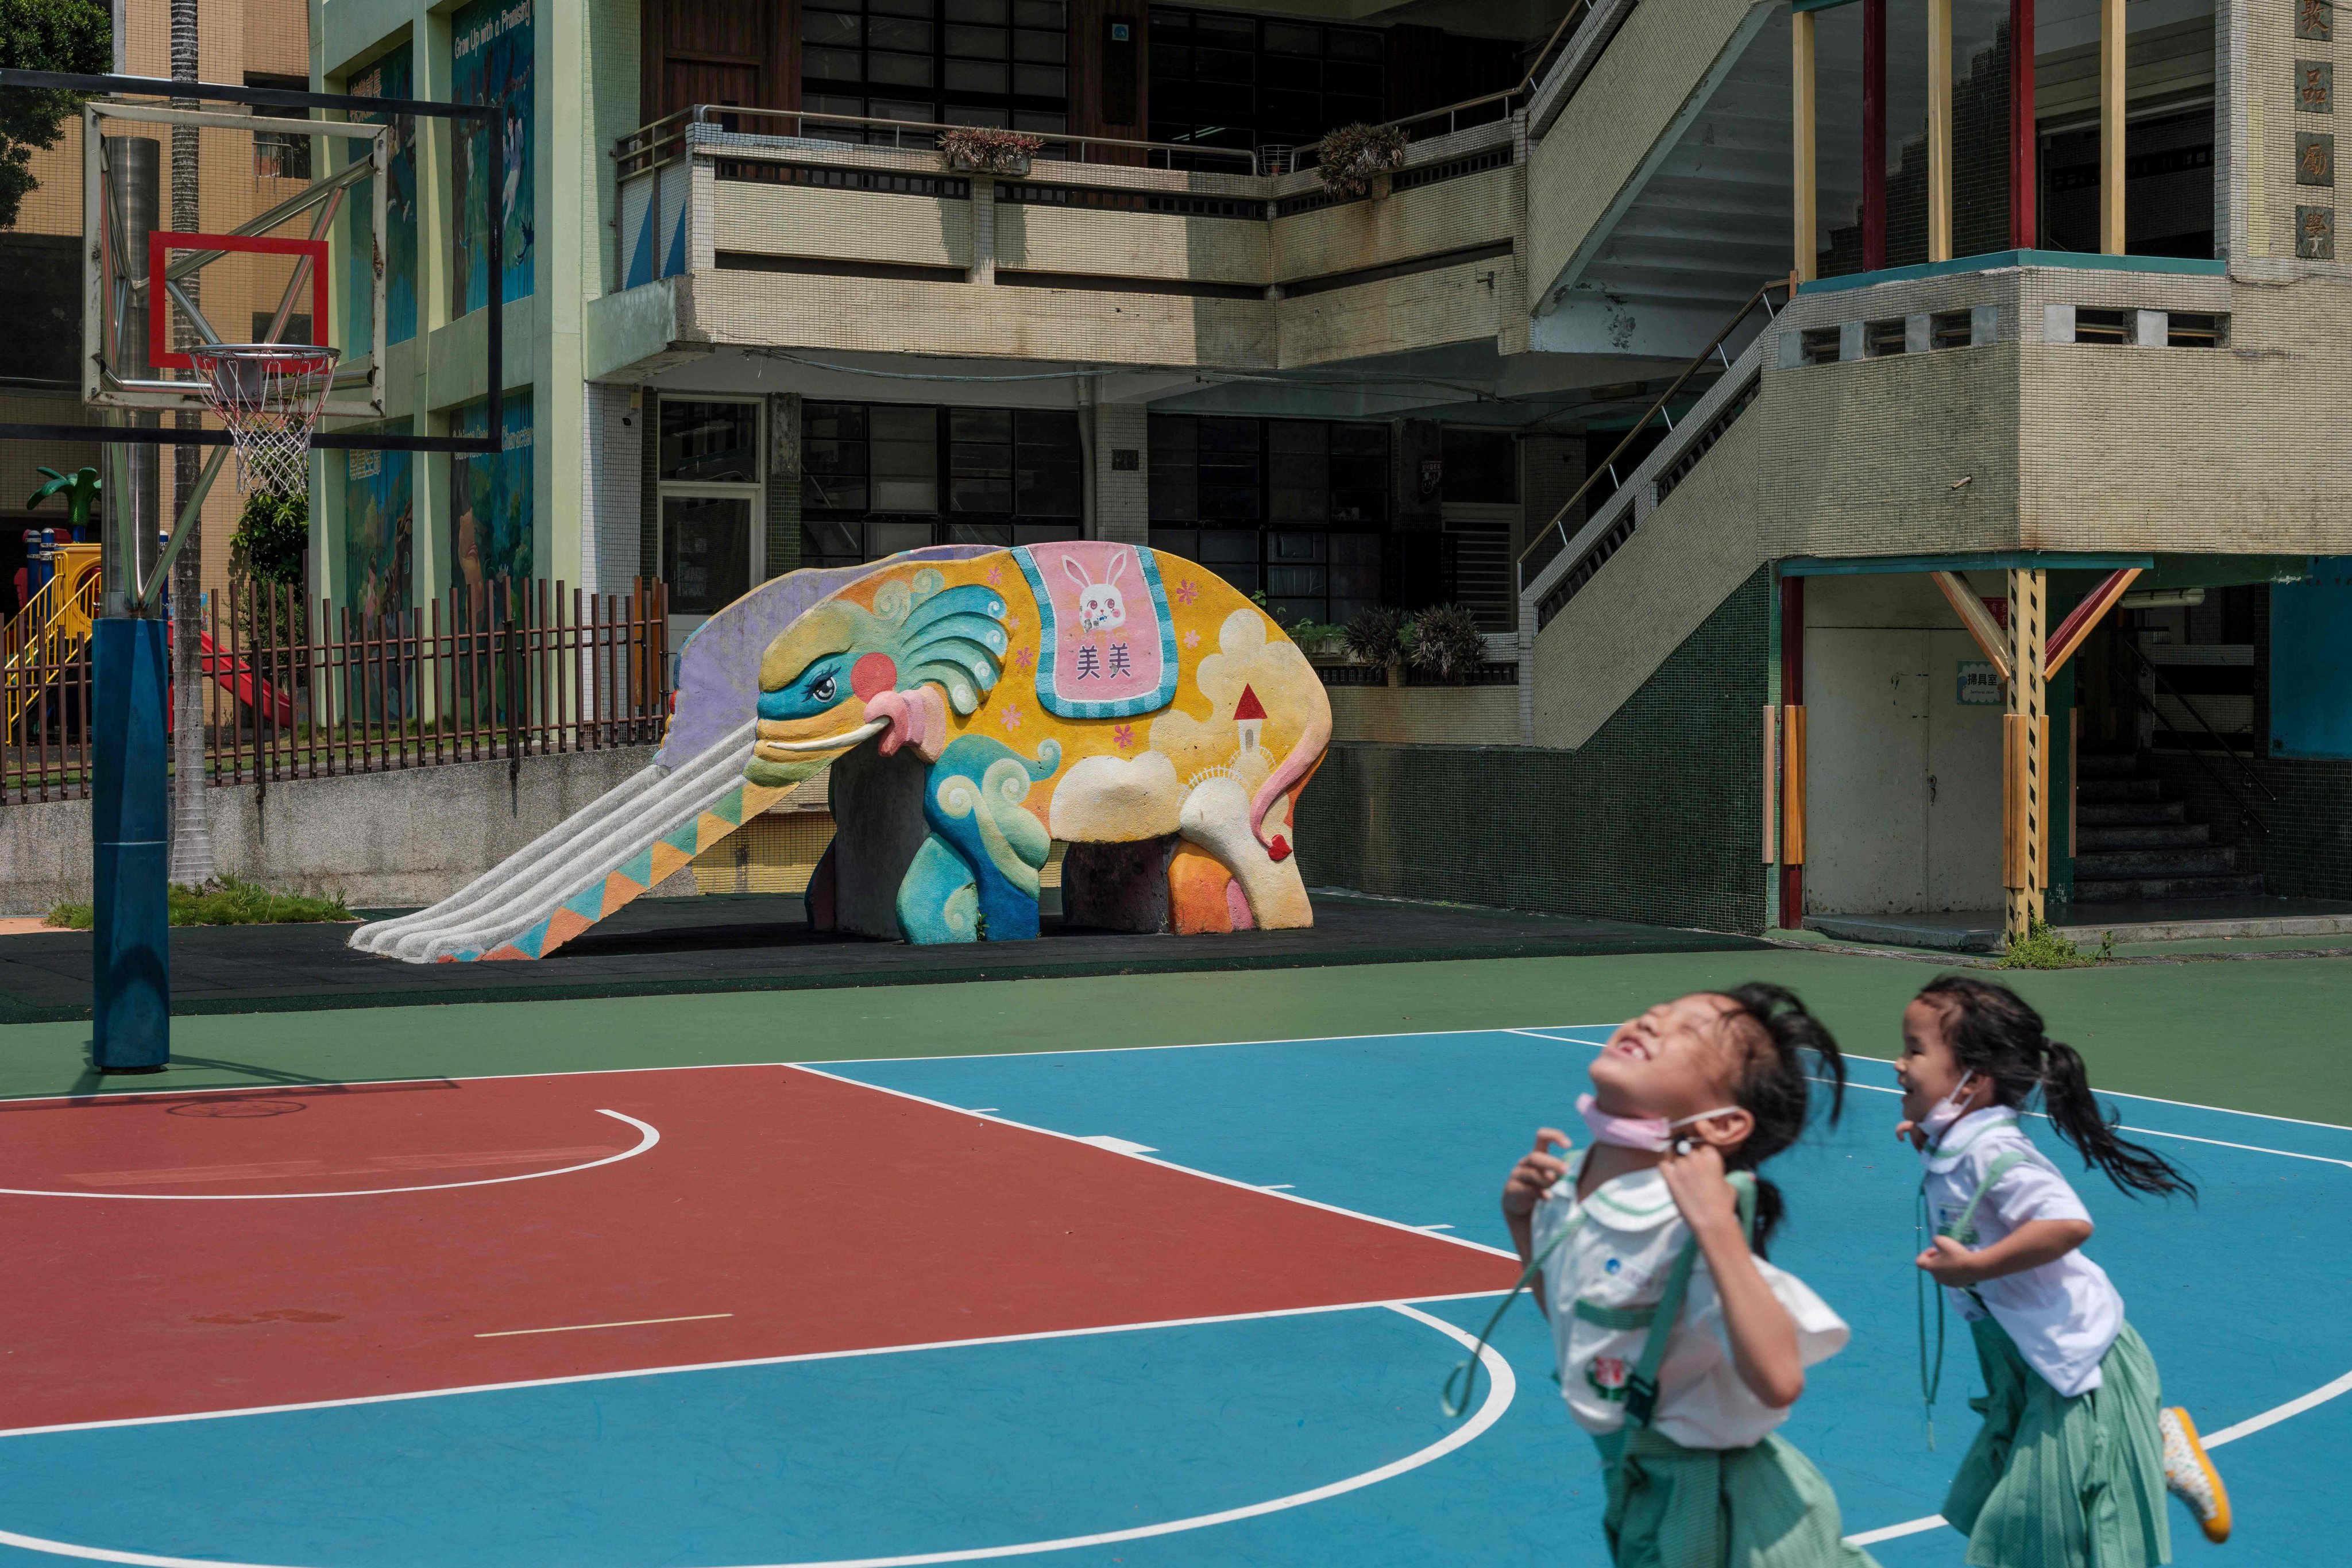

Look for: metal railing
[1293,0,1609,167]
[5,578,672,806]
[1517,277,1790,592]
[616,105,1260,182]
[2117,637,2273,835]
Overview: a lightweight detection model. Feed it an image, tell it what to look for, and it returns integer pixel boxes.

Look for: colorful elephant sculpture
[742,541,1331,942]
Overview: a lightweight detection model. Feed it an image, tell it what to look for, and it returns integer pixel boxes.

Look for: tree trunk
[167,0,215,885]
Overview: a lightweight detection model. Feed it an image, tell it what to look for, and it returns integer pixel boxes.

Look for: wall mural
[451,0,535,314]
[449,390,534,590]
[743,543,1333,944]
[342,439,412,620]
[345,44,418,348]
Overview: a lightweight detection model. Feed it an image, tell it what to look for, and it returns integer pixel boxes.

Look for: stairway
[2073,750,2262,902]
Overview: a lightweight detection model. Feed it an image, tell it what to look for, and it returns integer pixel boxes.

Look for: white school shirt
[1527,1153,1850,1450]
[1920,1106,2123,1398]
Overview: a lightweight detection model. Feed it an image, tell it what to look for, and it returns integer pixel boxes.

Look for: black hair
[1709,982,1849,1256]
[1915,975,2195,1202]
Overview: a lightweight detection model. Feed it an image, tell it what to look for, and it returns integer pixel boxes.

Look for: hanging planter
[939,127,1045,176]
[1309,122,1408,200]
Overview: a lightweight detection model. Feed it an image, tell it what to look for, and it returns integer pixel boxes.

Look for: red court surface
[0,1066,1515,1433]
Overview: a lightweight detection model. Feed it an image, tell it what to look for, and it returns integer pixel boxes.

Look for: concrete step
[2075,751,2144,781]
[2075,822,2210,851]
[2073,845,2238,879]
[2078,777,2167,802]
[2073,872,2266,902]
[2077,800,2187,827]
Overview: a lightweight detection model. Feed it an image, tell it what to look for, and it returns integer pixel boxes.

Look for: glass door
[657,398,765,644]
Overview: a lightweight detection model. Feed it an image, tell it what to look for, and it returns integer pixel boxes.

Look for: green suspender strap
[1440,1171,1757,1423]
[1915,1146,2029,1450]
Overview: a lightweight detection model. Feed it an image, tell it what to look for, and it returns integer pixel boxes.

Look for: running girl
[1499,985,1878,1567]
[1897,975,2232,1562]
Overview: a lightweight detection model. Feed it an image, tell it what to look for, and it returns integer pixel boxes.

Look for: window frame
[655,395,767,615]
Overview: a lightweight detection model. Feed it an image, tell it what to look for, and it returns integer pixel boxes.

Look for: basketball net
[186,343,341,497]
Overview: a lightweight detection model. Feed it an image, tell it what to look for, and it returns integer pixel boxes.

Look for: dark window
[248,74,314,180]
[1147,413,1389,625]
[661,400,762,482]
[662,496,754,613]
[801,400,1085,567]
[801,0,1070,142]
[1148,6,1386,165]
[1440,428,1516,504]
[249,311,316,346]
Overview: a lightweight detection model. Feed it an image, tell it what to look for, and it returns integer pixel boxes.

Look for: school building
[277,0,2352,944]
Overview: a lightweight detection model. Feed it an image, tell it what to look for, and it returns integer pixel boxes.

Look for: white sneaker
[2160,1406,2231,1544]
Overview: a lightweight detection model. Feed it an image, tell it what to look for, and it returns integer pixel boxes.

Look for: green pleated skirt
[1943,1317,2172,1568]
[1594,1424,1881,1568]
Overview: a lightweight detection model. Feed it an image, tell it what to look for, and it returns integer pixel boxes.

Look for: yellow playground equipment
[4,541,103,729]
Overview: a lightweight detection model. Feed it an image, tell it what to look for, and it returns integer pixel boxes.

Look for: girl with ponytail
[1897,975,2233,1563]
[1494,984,1878,1567]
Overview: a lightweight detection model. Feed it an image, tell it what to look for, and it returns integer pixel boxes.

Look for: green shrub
[1310,122,1408,198]
[1342,606,1407,667]
[1405,602,1487,685]
[47,875,352,929]
[1997,918,2113,970]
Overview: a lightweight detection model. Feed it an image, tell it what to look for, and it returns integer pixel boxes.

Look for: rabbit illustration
[1065,553,1129,632]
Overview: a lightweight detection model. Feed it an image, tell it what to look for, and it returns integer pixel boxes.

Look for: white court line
[1809,1076,2352,1169]
[474,1314,732,1339]
[0,1287,1511,1442]
[0,1111,658,1200]
[786,1064,1521,1262]
[1846,1365,2352,1547]
[0,1304,1514,1568]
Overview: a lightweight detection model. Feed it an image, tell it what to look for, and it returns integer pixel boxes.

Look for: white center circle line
[0,1110,658,1200]
[0,1301,1515,1568]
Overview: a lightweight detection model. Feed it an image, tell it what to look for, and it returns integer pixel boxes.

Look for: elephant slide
[348,542,1329,962]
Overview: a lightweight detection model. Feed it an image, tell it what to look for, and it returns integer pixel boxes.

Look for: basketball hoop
[185,342,341,497]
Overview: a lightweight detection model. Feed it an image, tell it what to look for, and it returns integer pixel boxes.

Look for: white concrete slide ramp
[346,723,764,962]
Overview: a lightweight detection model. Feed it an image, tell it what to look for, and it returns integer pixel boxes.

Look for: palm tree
[26,466,102,531]
[167,0,213,884]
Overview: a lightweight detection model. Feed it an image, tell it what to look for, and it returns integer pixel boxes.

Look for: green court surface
[9,945,2350,1125]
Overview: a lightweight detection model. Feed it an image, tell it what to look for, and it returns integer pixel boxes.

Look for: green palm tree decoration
[26,466,101,532]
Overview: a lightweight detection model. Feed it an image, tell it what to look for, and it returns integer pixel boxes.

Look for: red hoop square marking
[148,230,333,373]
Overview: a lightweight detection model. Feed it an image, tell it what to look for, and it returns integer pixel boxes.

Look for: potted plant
[1405,602,1486,685]
[939,126,1045,176]
[1308,122,1408,200]
[1343,605,1409,688]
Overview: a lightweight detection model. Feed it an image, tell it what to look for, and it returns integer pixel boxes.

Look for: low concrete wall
[1,747,661,913]
[1326,685,1521,746]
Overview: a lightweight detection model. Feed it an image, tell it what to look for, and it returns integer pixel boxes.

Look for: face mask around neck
[1918,1072,1982,1143]
[1577,1092,1741,1154]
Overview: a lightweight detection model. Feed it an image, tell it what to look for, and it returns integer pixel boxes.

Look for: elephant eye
[809,674,837,702]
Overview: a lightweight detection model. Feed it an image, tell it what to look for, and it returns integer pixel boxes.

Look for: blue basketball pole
[91,614,171,1070]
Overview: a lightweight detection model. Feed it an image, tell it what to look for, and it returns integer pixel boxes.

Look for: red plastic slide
[191,628,296,725]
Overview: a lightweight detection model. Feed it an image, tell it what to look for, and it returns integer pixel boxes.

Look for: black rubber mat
[0,893,1763,1022]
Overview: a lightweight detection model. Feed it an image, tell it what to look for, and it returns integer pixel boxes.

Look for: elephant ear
[886,581,1012,716]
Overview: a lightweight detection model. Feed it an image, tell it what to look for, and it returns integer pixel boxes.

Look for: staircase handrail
[2116,636,2275,819]
[1518,277,1790,592]
[3,567,101,728]
[1296,0,1605,161]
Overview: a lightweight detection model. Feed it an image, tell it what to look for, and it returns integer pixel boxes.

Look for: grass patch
[1998,918,2114,970]
[46,876,353,930]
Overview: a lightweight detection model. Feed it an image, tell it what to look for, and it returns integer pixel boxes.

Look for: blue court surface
[0,1024,2338,1566]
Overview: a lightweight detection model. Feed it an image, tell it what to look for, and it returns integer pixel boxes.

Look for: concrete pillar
[1094,401,1149,544]
[581,382,642,594]
[766,391,802,577]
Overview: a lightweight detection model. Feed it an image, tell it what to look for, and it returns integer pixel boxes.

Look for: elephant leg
[897,834,980,944]
[1177,777,1313,930]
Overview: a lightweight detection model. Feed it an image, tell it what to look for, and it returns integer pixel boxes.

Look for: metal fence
[3,577,672,806]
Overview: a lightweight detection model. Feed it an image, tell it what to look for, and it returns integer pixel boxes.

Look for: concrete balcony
[1753,252,2352,561]
[593,117,1524,378]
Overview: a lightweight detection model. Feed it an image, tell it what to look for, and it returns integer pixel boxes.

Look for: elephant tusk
[754,716,890,754]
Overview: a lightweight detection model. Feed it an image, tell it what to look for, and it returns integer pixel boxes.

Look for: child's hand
[1658,1141,1743,1241]
[1915,1236,1990,1286]
[1501,1127,1572,1218]
[1895,1118,1928,1151]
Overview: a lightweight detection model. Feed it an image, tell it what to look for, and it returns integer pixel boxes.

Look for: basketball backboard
[80,96,388,420]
